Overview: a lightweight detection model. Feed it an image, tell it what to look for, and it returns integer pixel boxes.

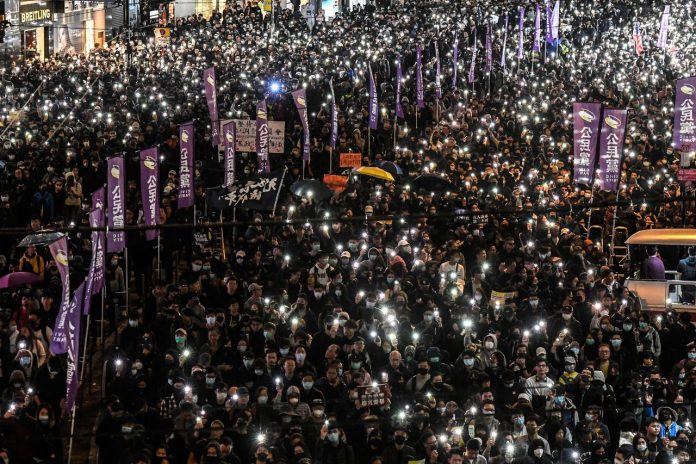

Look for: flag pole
[124,248,129,310]
[67,408,77,463]
[100,288,105,350]
[222,210,228,261]
[157,235,162,280]
[272,167,288,217]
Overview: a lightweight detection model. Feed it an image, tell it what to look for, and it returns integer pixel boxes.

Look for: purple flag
[598,109,628,191]
[106,156,125,253]
[468,27,477,84]
[85,208,105,306]
[368,64,378,130]
[396,57,405,119]
[330,79,338,149]
[517,7,525,59]
[572,103,601,185]
[551,0,560,40]
[91,186,104,212]
[485,22,492,74]
[434,41,442,99]
[203,67,220,146]
[291,89,311,161]
[139,147,160,241]
[673,77,696,153]
[452,35,459,90]
[178,122,195,208]
[256,100,270,172]
[65,282,85,413]
[416,46,425,108]
[49,236,70,354]
[501,14,509,69]
[545,0,552,43]
[533,4,541,53]
[657,5,670,49]
[222,121,236,187]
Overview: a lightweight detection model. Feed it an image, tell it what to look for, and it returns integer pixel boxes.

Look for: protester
[0,0,695,463]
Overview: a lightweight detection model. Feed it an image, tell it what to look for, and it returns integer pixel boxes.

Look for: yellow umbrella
[354,166,395,182]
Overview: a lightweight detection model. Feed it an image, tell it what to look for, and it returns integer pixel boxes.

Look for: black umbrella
[409,174,454,192]
[289,179,333,202]
[18,231,66,248]
[374,160,404,178]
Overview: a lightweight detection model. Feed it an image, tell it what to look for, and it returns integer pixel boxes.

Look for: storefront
[52,1,105,55]
[12,0,105,58]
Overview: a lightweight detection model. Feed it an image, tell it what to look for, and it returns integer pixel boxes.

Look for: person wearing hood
[677,247,696,303]
[526,438,553,464]
[479,334,499,369]
[657,406,683,439]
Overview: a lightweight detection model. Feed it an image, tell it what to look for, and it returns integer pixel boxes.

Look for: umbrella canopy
[354,166,395,182]
[18,231,66,248]
[290,179,333,202]
[0,272,42,289]
[409,174,454,192]
[374,160,404,178]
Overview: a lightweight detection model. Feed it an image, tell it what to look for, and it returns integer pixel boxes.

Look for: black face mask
[256,452,268,462]
[417,367,429,375]
[394,435,407,445]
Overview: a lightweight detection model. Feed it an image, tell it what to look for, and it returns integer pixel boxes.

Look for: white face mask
[484,341,494,350]
[533,449,544,458]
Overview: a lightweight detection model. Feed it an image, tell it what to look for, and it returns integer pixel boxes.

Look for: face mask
[236,258,244,264]
[122,426,133,434]
[585,413,595,421]
[289,397,299,405]
[474,294,483,301]
[296,353,306,363]
[335,290,343,297]
[565,364,575,372]
[257,452,268,462]
[254,369,264,376]
[238,345,247,353]
[623,323,633,331]
[570,347,580,355]
[530,299,539,307]
[637,444,647,452]
[351,361,362,370]
[192,264,202,272]
[302,381,314,390]
[387,277,395,284]
[244,360,253,369]
[611,339,622,349]
[175,336,186,345]
[562,313,572,320]
[312,408,324,418]
[601,324,610,331]
[206,377,216,386]
[484,341,494,350]
[394,435,406,445]
[257,395,268,404]
[504,382,514,388]
[365,300,376,308]
[264,331,273,340]
[483,410,495,415]
[639,322,648,330]
[39,415,49,424]
[128,320,138,328]
[515,416,525,426]
[314,291,323,299]
[280,347,290,357]
[216,392,227,403]
[468,426,476,437]
[586,338,595,346]
[463,358,474,367]
[417,367,428,375]
[206,316,216,325]
[424,315,433,323]
[20,357,30,367]
[555,395,565,404]
[533,449,544,458]
[328,432,340,444]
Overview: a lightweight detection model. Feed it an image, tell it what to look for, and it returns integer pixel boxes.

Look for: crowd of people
[1,0,696,463]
